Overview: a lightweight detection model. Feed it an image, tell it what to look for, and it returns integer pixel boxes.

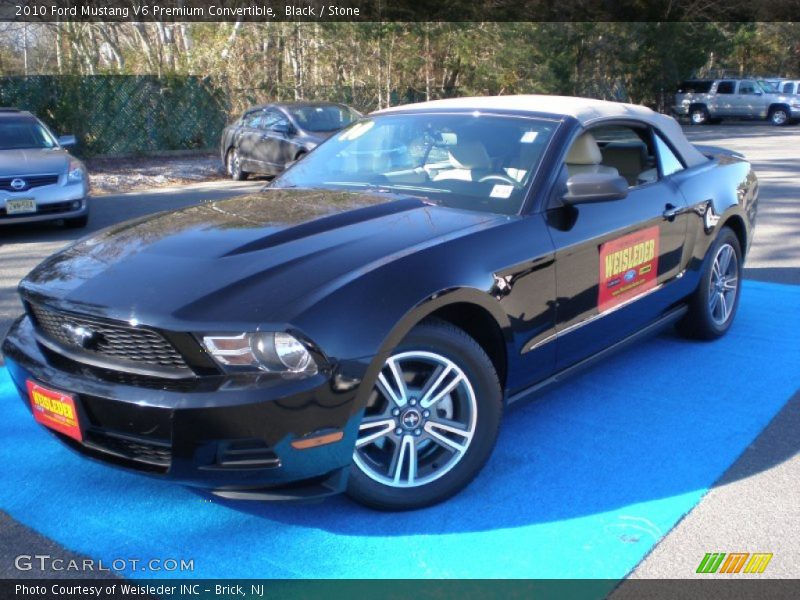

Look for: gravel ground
[86,153,227,196]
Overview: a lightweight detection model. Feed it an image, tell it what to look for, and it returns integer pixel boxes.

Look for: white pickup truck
[673,78,800,126]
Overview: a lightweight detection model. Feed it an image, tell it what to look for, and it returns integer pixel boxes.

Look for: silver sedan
[0,109,89,228]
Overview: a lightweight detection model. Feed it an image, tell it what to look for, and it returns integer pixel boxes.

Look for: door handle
[663,203,683,220]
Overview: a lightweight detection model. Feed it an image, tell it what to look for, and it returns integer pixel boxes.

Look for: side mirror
[754,90,763,96]
[562,172,629,204]
[58,135,76,147]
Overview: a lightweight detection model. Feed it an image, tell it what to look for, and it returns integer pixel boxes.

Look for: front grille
[0,174,59,192]
[29,304,190,373]
[84,431,172,470]
[39,345,202,392]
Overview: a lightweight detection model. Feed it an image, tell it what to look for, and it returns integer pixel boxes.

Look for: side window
[739,81,756,95]
[272,112,291,131]
[716,81,735,94]
[259,110,282,130]
[578,124,656,187]
[653,132,684,178]
[783,82,796,94]
[242,112,261,128]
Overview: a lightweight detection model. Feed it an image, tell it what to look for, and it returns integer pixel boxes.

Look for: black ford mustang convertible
[2,96,758,510]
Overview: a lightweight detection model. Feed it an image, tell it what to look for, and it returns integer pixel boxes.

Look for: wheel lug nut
[422,410,430,418]
[414,429,421,436]
[392,408,400,416]
[395,428,403,435]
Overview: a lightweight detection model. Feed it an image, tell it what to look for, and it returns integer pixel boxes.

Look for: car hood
[0,148,71,176]
[22,188,502,327]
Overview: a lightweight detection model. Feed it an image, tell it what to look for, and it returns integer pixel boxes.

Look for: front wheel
[677,227,742,340]
[347,320,502,510]
[690,106,710,125]
[769,107,790,126]
[226,148,248,180]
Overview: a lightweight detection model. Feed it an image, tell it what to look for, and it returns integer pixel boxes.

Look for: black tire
[63,214,88,229]
[690,106,710,125]
[769,106,790,126]
[226,148,248,181]
[676,227,742,340]
[347,319,502,510]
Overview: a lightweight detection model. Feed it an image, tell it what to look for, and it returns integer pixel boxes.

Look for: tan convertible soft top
[378,95,709,168]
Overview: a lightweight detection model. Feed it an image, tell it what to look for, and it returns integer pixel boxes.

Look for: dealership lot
[0,123,798,579]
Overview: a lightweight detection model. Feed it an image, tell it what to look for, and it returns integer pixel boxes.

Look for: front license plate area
[27,380,83,442]
[6,199,37,214]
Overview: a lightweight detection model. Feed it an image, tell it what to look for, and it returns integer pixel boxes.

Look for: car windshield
[0,120,58,150]
[288,105,360,132]
[272,112,556,215]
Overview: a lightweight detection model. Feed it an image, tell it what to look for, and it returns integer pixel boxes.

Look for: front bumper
[2,316,364,499]
[1,179,89,225]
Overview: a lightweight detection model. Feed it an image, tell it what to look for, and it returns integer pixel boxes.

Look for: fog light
[70,200,81,210]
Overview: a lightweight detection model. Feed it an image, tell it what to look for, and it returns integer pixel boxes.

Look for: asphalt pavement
[0,123,797,583]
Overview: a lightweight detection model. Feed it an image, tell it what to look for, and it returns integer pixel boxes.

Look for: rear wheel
[347,320,502,510]
[226,148,248,180]
[677,227,742,340]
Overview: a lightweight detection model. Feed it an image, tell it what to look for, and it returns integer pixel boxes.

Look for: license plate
[27,381,83,442]
[6,198,36,214]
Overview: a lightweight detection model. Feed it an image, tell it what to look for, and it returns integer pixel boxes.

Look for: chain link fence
[0,75,228,157]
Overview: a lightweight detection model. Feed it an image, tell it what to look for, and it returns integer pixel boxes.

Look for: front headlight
[66,161,85,184]
[202,332,318,375]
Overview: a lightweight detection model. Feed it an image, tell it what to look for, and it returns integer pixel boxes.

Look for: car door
[734,80,766,118]
[545,123,690,370]
[247,109,285,172]
[712,80,736,116]
[254,108,300,172]
[235,110,268,172]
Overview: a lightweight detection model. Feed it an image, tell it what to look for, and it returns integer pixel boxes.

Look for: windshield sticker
[490,184,514,199]
[598,226,659,312]
[520,131,539,143]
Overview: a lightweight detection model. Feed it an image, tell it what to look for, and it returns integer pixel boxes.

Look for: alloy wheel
[354,351,478,488]
[771,109,788,125]
[708,242,739,325]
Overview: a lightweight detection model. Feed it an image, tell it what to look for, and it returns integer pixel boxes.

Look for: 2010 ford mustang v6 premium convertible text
[2,96,758,510]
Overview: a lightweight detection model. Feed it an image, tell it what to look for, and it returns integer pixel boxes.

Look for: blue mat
[0,281,798,580]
